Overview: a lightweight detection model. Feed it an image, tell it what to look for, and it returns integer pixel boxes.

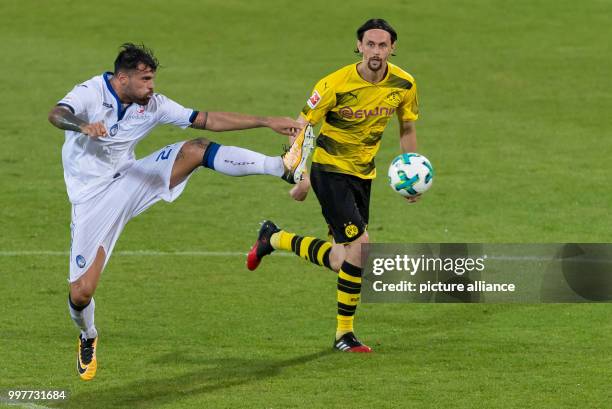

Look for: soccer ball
[388,153,434,197]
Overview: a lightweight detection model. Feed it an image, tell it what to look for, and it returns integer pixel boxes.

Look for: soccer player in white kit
[48,43,311,380]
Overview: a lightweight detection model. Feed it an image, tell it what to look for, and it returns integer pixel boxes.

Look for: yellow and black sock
[336,261,362,339]
[271,231,333,270]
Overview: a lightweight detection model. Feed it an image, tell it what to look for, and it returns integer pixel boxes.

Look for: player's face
[358,29,395,72]
[124,64,156,105]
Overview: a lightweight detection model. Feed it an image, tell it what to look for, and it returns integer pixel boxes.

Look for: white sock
[264,156,285,177]
[68,296,98,339]
[207,145,284,177]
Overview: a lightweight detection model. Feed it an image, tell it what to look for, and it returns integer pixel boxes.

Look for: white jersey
[58,72,197,204]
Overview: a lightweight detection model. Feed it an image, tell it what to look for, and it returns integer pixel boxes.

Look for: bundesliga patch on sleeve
[307,90,321,109]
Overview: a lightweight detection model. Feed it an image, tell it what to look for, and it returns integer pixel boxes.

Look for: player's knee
[181,138,210,160]
[70,281,95,306]
[344,231,369,259]
[330,259,343,272]
[351,231,369,247]
[330,247,345,272]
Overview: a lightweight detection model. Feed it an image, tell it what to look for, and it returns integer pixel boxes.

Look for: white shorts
[69,141,193,282]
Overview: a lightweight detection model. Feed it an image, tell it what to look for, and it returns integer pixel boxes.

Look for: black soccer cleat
[333,332,372,353]
[281,168,296,185]
[246,220,280,271]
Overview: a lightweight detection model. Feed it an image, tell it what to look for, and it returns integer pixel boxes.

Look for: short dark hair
[355,18,397,54]
[114,43,159,74]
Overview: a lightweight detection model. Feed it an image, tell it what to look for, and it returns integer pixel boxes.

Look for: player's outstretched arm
[399,120,421,203]
[190,111,301,136]
[48,106,107,138]
[399,120,417,153]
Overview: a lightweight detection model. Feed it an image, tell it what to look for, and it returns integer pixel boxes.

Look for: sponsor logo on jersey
[337,106,396,119]
[307,90,321,109]
[124,106,152,121]
[339,107,354,118]
[102,102,113,109]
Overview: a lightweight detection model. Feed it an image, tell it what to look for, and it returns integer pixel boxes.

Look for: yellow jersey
[300,62,418,179]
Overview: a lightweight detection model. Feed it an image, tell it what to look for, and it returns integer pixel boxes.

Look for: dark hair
[355,18,397,54]
[114,43,159,74]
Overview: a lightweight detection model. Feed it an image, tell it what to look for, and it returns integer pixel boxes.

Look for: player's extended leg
[170,127,315,188]
[246,221,343,272]
[170,137,285,187]
[247,167,372,352]
[246,223,371,352]
[69,245,105,381]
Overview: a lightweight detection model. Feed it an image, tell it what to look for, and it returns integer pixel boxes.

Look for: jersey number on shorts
[155,148,173,162]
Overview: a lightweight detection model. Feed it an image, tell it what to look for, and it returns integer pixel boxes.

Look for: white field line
[0,398,56,409]
[0,251,610,264]
[0,250,288,257]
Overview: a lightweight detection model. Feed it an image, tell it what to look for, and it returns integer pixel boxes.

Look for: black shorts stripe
[322,251,332,269]
[338,284,361,294]
[338,277,361,289]
[308,239,324,262]
[290,236,300,253]
[337,302,357,311]
[337,302,357,315]
[293,236,304,255]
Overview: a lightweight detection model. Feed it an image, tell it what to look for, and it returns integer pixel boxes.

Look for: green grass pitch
[1,1,611,408]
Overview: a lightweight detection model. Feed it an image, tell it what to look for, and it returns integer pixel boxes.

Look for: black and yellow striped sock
[336,261,362,339]
[271,231,333,270]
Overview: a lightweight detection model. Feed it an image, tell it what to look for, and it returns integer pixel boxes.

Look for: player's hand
[289,173,311,201]
[266,117,302,137]
[80,122,108,138]
[406,193,422,204]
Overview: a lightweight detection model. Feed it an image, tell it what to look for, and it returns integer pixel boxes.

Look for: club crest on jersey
[307,90,321,109]
[345,224,359,238]
[76,255,86,268]
[109,124,119,136]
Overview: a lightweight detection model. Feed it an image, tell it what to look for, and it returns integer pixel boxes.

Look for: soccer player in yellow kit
[247,19,419,352]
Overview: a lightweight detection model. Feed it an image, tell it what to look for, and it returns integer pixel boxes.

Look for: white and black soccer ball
[388,153,434,197]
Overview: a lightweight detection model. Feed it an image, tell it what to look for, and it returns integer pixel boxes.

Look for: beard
[132,93,152,105]
[137,96,151,105]
[125,86,153,105]
[367,58,383,71]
